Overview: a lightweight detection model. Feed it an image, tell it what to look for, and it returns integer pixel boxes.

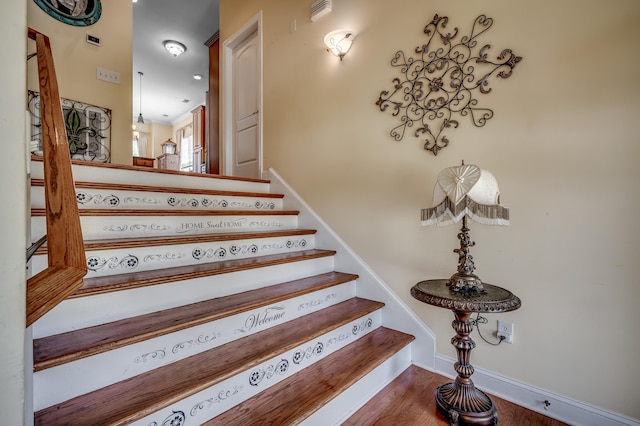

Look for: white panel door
[231,30,260,179]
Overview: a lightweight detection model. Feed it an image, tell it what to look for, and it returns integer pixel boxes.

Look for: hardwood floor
[344,365,568,426]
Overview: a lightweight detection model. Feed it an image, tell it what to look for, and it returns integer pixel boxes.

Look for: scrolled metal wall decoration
[28,90,111,162]
[375,14,522,155]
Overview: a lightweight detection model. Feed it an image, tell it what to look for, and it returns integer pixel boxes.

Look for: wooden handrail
[26,28,87,326]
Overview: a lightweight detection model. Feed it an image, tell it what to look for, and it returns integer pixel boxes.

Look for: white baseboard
[431,355,639,426]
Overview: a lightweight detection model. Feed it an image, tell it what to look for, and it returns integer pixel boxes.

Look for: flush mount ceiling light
[324,30,355,61]
[163,40,187,57]
[193,74,203,80]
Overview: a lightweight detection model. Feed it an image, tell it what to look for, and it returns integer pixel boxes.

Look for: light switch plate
[96,67,120,84]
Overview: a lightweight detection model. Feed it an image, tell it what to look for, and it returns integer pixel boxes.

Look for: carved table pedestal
[411,279,521,425]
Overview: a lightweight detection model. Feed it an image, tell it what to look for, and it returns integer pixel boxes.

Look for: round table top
[411,279,521,313]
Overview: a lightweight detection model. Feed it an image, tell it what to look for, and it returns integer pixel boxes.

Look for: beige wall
[173,114,194,138]
[151,123,174,159]
[221,0,640,419]
[27,0,133,165]
[1,0,27,423]
[135,122,173,159]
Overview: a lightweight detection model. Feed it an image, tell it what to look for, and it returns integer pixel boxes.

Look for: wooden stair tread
[34,271,359,371]
[32,178,284,198]
[206,327,415,425]
[32,155,271,184]
[34,298,384,426]
[34,229,317,255]
[344,364,446,425]
[31,208,299,217]
[73,249,337,297]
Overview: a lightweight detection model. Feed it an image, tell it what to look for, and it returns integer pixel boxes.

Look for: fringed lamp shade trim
[421,196,509,226]
[421,164,509,227]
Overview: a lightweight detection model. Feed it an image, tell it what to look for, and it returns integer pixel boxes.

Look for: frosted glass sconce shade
[324,30,354,60]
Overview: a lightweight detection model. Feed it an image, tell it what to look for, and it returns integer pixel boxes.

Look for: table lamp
[412,162,520,425]
[420,162,509,294]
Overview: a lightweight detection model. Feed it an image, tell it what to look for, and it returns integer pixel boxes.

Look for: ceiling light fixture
[163,40,187,57]
[137,71,144,124]
[324,30,355,61]
[193,74,203,80]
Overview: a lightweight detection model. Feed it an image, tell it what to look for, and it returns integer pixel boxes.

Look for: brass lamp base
[448,272,484,294]
[448,216,485,294]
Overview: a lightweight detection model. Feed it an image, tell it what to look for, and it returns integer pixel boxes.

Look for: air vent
[311,0,331,22]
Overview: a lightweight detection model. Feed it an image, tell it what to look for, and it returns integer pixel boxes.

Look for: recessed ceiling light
[193,74,203,80]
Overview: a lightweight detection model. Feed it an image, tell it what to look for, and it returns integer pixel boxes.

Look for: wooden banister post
[26,29,87,326]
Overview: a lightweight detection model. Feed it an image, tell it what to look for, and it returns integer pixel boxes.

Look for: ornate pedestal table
[411,279,521,426]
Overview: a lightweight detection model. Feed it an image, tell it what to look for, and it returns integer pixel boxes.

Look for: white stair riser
[31,214,298,242]
[33,282,357,410]
[32,256,336,338]
[31,186,283,211]
[305,343,412,426]
[31,161,271,193]
[133,311,382,426]
[31,234,315,278]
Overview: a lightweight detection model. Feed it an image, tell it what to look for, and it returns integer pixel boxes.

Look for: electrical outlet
[497,320,514,344]
[96,67,120,84]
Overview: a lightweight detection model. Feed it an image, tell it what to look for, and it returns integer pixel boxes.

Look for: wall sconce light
[163,40,187,57]
[324,30,355,61]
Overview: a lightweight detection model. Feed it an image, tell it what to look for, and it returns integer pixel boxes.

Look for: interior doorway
[221,12,263,179]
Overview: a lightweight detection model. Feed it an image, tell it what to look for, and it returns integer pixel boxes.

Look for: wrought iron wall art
[28,90,112,162]
[375,14,522,155]
[32,0,102,27]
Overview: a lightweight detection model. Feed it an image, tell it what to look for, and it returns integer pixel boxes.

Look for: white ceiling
[132,0,219,126]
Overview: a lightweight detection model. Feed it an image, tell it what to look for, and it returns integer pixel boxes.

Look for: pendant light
[137,71,145,124]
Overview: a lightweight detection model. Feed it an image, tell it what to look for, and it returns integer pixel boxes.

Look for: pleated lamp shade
[421,164,509,227]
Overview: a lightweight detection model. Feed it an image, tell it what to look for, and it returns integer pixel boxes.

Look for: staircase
[28,159,435,425]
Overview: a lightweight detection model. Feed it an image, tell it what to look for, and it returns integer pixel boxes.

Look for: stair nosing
[31,208,299,217]
[33,229,318,256]
[34,298,385,426]
[31,155,271,184]
[72,249,337,298]
[33,271,359,371]
[31,178,285,199]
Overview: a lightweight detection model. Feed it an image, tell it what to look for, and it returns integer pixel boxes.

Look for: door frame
[221,11,263,177]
